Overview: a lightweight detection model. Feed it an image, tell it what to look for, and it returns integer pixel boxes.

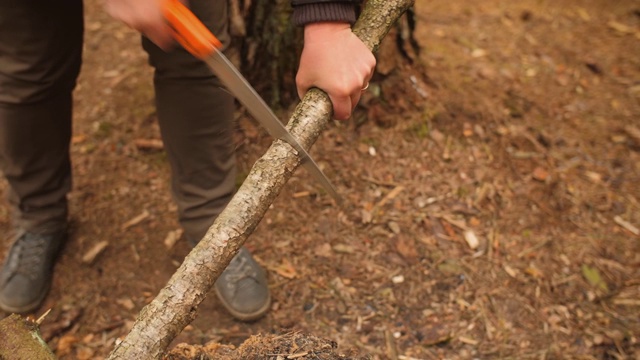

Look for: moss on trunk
[0,314,56,360]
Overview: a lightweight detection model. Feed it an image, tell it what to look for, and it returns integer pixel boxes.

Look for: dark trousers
[0,0,236,241]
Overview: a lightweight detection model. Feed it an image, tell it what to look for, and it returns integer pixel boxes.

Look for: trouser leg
[142,0,236,242]
[0,1,83,234]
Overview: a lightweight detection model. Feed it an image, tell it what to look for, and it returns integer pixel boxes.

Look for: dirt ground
[1,0,639,359]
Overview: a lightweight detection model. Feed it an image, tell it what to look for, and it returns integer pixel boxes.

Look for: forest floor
[1,0,639,359]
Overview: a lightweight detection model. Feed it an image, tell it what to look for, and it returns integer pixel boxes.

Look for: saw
[163,0,341,203]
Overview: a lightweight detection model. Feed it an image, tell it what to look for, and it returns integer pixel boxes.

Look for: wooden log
[0,314,57,360]
[107,1,414,358]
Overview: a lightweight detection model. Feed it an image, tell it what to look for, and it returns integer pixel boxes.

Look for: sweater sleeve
[291,1,360,27]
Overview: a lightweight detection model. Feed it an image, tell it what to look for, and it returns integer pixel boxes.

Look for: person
[0,0,375,321]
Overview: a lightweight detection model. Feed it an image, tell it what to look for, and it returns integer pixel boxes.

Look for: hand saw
[163,0,341,203]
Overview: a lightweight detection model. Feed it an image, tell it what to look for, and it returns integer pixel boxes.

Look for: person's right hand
[103,0,173,49]
[296,22,376,121]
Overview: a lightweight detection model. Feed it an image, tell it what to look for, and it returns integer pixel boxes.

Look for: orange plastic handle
[163,0,221,59]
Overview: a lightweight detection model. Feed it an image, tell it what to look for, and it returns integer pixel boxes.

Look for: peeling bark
[107,1,414,358]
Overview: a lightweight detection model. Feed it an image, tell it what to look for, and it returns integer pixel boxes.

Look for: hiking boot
[214,247,271,321]
[0,230,65,313]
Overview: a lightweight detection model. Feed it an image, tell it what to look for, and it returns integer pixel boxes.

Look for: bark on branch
[107,1,414,358]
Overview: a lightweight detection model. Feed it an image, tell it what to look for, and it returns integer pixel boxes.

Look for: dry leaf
[581,264,609,292]
[75,346,96,360]
[394,236,419,264]
[388,221,401,234]
[56,334,79,357]
[71,134,87,144]
[272,259,298,279]
[532,166,549,181]
[525,266,544,279]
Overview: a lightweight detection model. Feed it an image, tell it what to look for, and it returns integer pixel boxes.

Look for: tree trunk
[0,314,57,360]
[107,1,414,358]
[234,0,301,108]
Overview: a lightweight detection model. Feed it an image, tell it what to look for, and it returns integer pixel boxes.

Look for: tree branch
[107,1,414,358]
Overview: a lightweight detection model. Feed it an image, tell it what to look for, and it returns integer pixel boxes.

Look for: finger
[295,73,312,100]
[143,23,175,50]
[350,91,362,111]
[329,94,352,121]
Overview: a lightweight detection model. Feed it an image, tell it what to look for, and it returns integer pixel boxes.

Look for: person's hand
[296,22,376,121]
[103,0,173,49]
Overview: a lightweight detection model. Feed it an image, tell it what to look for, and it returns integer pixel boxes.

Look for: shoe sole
[214,287,271,322]
[0,279,51,314]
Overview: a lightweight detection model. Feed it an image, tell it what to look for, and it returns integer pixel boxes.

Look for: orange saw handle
[163,0,221,59]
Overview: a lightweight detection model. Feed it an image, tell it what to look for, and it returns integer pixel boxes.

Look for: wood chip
[272,259,297,279]
[116,298,136,310]
[134,138,164,150]
[613,216,639,235]
[82,241,109,264]
[458,336,479,345]
[463,230,480,249]
[503,265,518,278]
[607,20,636,35]
[287,352,309,359]
[292,191,311,198]
[163,229,184,249]
[373,185,405,211]
[333,244,355,254]
[122,210,150,230]
[625,125,640,143]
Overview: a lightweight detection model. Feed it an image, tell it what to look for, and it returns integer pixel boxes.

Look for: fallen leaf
[272,259,297,279]
[463,122,474,137]
[525,266,544,279]
[71,134,87,144]
[388,221,401,234]
[75,346,95,360]
[532,166,549,181]
[56,334,79,357]
[394,236,419,264]
[581,264,609,292]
